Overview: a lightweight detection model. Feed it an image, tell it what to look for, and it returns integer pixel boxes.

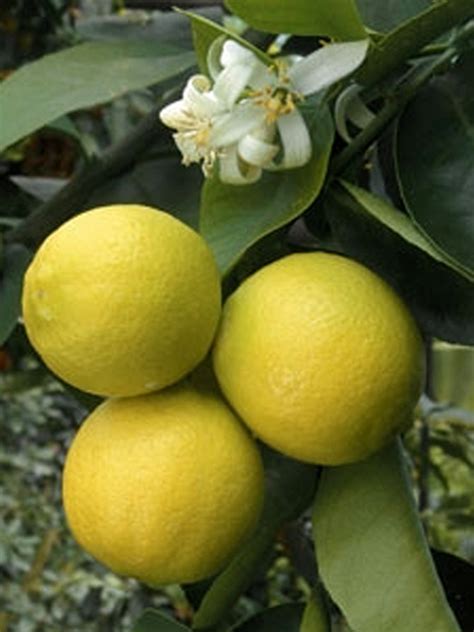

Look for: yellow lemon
[62,383,264,586]
[22,205,221,397]
[213,252,425,465]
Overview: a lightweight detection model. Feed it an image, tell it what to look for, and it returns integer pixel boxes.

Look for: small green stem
[330,46,455,176]
[357,0,474,88]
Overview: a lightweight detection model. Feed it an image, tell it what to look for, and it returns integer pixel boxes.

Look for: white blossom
[159,37,368,185]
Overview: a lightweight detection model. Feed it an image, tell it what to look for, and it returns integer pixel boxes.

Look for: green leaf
[192,450,317,630]
[200,104,334,275]
[132,609,191,632]
[299,590,331,632]
[0,41,196,152]
[313,440,460,632]
[395,52,474,276]
[233,604,305,632]
[225,0,366,40]
[356,0,431,32]
[181,9,269,74]
[338,180,472,282]
[323,181,474,344]
[0,244,32,345]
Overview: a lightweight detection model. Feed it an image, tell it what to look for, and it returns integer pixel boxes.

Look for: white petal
[334,84,375,142]
[221,39,257,67]
[213,62,255,109]
[207,35,226,80]
[183,75,223,117]
[210,103,266,147]
[219,145,262,185]
[271,109,312,169]
[288,40,369,95]
[238,133,279,167]
[159,99,189,129]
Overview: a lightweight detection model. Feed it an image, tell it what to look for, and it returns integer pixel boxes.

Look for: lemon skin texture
[62,384,264,586]
[213,252,425,465]
[22,205,221,397]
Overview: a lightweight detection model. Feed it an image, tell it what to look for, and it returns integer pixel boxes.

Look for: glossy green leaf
[323,181,474,344]
[299,590,331,632]
[193,450,317,630]
[0,41,195,152]
[313,440,460,632]
[132,609,191,632]
[225,0,366,40]
[233,604,305,632]
[395,52,474,275]
[0,244,32,345]
[339,180,472,282]
[356,0,430,32]
[200,104,334,275]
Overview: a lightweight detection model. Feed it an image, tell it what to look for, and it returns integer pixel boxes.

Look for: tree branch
[5,108,167,248]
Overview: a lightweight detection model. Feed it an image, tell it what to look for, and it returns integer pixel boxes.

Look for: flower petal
[213,62,255,109]
[159,99,189,129]
[210,103,266,147]
[221,39,257,67]
[288,40,369,96]
[219,144,262,185]
[271,109,312,169]
[238,133,279,167]
[334,84,375,142]
[182,74,223,117]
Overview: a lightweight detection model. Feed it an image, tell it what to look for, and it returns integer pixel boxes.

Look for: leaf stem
[356,0,474,88]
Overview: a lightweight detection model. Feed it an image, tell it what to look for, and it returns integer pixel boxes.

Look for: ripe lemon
[22,205,221,397]
[62,383,264,586]
[213,252,425,465]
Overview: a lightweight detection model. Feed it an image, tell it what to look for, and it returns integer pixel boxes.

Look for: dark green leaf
[0,244,32,345]
[192,450,317,630]
[200,105,334,275]
[0,41,195,152]
[313,440,460,632]
[232,604,305,632]
[132,609,191,632]
[395,52,474,275]
[323,181,474,343]
[225,0,366,40]
[356,0,431,32]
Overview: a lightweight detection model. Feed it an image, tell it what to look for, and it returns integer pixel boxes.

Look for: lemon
[213,252,425,465]
[22,205,221,397]
[62,383,264,586]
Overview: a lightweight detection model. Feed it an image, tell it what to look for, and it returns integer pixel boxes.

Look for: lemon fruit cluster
[22,204,264,586]
[212,252,425,465]
[22,204,221,397]
[22,206,424,585]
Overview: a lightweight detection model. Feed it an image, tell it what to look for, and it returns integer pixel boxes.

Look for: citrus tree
[1,1,473,631]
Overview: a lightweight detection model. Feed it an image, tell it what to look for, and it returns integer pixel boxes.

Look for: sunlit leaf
[225,0,366,40]
[299,590,331,632]
[0,41,195,152]
[313,440,460,632]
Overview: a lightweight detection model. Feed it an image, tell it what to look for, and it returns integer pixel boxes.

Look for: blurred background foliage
[0,0,473,630]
